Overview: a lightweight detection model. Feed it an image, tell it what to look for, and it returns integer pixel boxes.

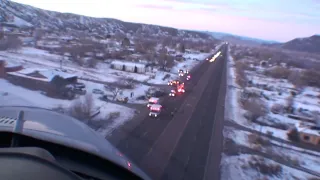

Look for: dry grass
[264,66,291,79]
[248,134,271,146]
[249,156,282,176]
[242,97,267,121]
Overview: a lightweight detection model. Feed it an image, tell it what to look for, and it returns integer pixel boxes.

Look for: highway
[108,45,227,180]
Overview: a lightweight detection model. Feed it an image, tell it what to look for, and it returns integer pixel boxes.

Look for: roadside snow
[171,59,198,74]
[0,79,69,108]
[183,53,210,60]
[121,84,150,104]
[148,71,177,85]
[94,101,134,136]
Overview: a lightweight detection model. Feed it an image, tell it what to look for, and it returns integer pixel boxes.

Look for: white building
[111,60,146,73]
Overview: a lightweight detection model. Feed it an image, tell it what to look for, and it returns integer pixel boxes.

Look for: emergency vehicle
[149,104,162,117]
[178,69,184,76]
[169,89,176,96]
[186,74,191,81]
[168,80,180,86]
[177,83,185,93]
[147,97,159,108]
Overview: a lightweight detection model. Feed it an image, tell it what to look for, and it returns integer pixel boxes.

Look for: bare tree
[288,70,305,90]
[69,94,95,121]
[178,43,186,53]
[33,28,45,46]
[87,58,98,68]
[6,36,22,51]
[134,39,157,54]
[242,97,267,121]
[104,85,122,100]
[121,37,130,47]
[0,30,4,40]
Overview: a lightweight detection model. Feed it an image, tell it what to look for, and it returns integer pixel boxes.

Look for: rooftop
[10,68,77,81]
[111,60,146,68]
[150,104,162,109]
[295,122,320,136]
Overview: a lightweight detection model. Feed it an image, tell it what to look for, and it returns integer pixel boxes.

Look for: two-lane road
[109,45,227,180]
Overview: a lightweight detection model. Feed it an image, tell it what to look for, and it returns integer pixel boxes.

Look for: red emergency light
[151,107,160,111]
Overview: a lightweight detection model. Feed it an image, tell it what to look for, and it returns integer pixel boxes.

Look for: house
[294,122,320,145]
[5,68,78,99]
[111,60,146,73]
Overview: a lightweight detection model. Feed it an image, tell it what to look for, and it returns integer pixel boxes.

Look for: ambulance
[149,104,162,117]
[147,97,160,108]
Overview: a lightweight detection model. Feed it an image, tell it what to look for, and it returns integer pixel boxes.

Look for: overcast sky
[12,0,320,42]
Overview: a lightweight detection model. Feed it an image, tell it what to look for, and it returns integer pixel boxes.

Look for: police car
[169,90,176,97]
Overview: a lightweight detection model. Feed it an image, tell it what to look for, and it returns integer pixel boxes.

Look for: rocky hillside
[281,35,320,54]
[206,31,278,46]
[0,0,213,40]
[264,35,320,54]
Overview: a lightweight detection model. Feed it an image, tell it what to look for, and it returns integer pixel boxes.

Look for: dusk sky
[12,0,320,42]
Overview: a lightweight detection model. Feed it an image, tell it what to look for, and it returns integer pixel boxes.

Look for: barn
[111,60,146,73]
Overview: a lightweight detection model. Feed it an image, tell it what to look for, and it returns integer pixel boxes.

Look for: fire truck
[168,80,181,86]
[149,104,162,117]
[147,97,159,108]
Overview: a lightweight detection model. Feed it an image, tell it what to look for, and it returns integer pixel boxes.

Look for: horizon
[11,0,320,42]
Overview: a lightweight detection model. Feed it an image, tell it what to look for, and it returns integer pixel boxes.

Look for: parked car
[99,95,109,102]
[92,89,104,95]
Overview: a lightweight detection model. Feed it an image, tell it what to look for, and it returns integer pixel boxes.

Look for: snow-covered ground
[0,47,212,85]
[221,154,318,180]
[0,79,134,137]
[0,46,218,136]
[224,127,320,172]
[222,47,320,180]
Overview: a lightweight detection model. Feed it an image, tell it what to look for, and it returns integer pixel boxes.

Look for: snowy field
[222,47,320,179]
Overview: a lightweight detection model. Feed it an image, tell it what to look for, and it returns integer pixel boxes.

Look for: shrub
[288,70,305,88]
[287,128,300,142]
[0,36,22,51]
[264,66,291,79]
[248,134,271,146]
[69,94,94,121]
[249,156,282,176]
[86,58,98,68]
[235,62,248,88]
[242,97,267,121]
[271,104,284,114]
[285,97,295,113]
[107,112,120,121]
[301,69,320,88]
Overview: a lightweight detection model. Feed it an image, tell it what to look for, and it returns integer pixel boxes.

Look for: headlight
[155,114,157,117]
[149,113,151,116]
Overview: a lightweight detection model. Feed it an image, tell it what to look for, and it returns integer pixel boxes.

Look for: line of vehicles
[147,69,189,118]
